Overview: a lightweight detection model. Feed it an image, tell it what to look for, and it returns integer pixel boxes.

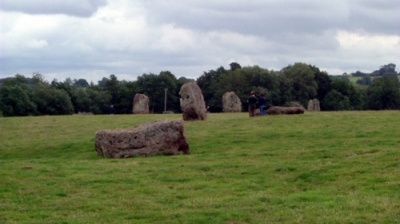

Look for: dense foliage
[0,63,399,116]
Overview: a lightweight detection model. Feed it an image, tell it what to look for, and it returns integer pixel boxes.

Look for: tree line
[0,62,399,117]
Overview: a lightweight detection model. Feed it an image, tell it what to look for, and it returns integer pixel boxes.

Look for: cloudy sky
[1,0,399,82]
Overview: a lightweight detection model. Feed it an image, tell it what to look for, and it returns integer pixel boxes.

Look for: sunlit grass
[1,111,399,223]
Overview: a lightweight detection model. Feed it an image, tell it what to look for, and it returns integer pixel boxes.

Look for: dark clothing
[109,106,115,114]
[258,96,266,116]
[248,95,258,117]
[258,96,266,106]
[248,95,258,105]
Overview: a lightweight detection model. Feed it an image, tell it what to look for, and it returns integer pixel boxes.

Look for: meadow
[0,111,399,224]
[347,75,400,84]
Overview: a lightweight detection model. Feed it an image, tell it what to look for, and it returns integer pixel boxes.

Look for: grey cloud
[142,1,398,36]
[0,0,398,81]
[142,1,349,35]
[141,1,347,58]
[0,0,108,17]
[347,0,400,35]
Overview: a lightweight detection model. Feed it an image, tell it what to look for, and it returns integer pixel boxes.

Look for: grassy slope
[348,75,400,84]
[0,111,399,224]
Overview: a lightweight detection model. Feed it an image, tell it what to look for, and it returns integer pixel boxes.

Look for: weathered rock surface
[307,99,321,111]
[266,106,305,115]
[132,93,149,114]
[95,119,189,158]
[289,102,306,110]
[179,82,207,121]
[222,91,242,112]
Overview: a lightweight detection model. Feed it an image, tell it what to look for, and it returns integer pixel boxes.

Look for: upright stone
[179,81,207,121]
[313,99,320,111]
[222,91,242,112]
[307,99,314,111]
[307,98,320,111]
[95,119,189,158]
[132,93,149,114]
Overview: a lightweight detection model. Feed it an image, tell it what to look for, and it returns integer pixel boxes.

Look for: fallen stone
[95,119,189,158]
[266,106,305,115]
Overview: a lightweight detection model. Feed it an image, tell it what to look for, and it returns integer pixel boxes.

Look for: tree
[3,63,398,116]
[210,68,249,111]
[376,63,397,76]
[158,71,179,112]
[281,63,318,106]
[356,76,372,86]
[44,88,74,115]
[74,79,89,87]
[197,67,227,112]
[136,71,179,113]
[0,74,36,116]
[32,79,74,115]
[239,66,281,108]
[324,77,362,110]
[312,66,332,103]
[51,77,114,114]
[97,74,137,114]
[323,90,351,110]
[2,74,32,87]
[276,75,293,106]
[0,85,36,116]
[51,78,74,98]
[71,87,92,113]
[114,80,136,114]
[366,75,400,109]
[229,62,242,71]
[86,87,112,114]
[98,74,119,104]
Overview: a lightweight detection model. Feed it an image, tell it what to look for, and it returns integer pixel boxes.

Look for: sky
[1,0,399,83]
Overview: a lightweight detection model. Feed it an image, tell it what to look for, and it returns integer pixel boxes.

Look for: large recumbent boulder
[95,119,189,158]
[266,106,305,115]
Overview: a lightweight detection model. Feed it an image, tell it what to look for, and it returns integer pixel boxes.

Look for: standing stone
[313,99,320,111]
[307,99,314,111]
[307,99,321,111]
[222,91,242,112]
[179,82,207,121]
[95,119,189,158]
[132,93,149,114]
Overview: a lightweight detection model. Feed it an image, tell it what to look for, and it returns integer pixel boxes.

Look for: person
[109,105,115,114]
[247,91,258,117]
[258,93,267,116]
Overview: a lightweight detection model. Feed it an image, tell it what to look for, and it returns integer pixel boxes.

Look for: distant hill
[0,78,10,85]
[351,63,398,77]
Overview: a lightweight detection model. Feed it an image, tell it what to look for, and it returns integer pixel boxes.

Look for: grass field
[1,111,399,223]
[347,75,400,85]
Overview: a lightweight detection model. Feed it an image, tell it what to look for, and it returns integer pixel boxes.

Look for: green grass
[348,75,400,85]
[1,111,400,223]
